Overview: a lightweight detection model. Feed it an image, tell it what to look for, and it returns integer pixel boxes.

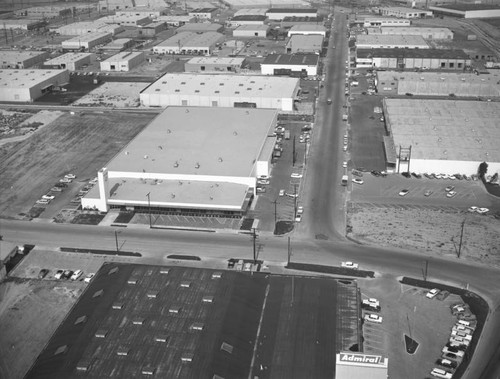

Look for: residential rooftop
[106,106,278,177]
[385,98,500,162]
[262,53,319,66]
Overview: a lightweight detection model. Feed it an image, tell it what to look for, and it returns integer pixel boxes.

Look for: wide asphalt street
[1,10,500,379]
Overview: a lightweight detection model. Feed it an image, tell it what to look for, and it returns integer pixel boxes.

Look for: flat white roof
[107,106,277,177]
[186,56,245,65]
[177,23,223,32]
[142,73,299,100]
[45,52,93,64]
[356,34,429,47]
[64,31,112,42]
[0,50,47,62]
[380,26,452,34]
[99,14,150,22]
[234,8,268,16]
[289,24,326,32]
[382,6,431,13]
[183,32,224,47]
[234,24,269,31]
[103,51,143,62]
[385,99,500,162]
[0,69,67,88]
[288,34,323,48]
[156,31,194,47]
[225,0,308,5]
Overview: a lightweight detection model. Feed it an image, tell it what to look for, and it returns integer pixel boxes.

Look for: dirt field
[348,206,500,266]
[0,110,156,218]
[73,82,148,107]
[0,278,83,379]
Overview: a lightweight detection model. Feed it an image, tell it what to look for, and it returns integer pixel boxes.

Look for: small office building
[188,8,218,20]
[261,53,319,77]
[0,51,49,69]
[379,6,433,18]
[233,24,269,37]
[266,8,318,21]
[286,34,323,54]
[184,57,245,73]
[100,51,145,72]
[43,52,93,71]
[153,32,224,55]
[16,6,72,19]
[228,15,267,27]
[0,69,70,102]
[61,32,112,50]
[287,24,326,37]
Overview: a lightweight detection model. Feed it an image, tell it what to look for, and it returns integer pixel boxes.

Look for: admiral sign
[338,353,382,365]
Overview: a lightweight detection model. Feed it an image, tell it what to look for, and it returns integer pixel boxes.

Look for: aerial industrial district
[1,0,500,378]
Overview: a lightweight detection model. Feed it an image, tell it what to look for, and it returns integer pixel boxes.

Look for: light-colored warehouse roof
[142,72,299,100]
[0,50,47,62]
[0,19,42,27]
[381,6,430,13]
[177,23,223,32]
[262,53,319,66]
[64,31,112,43]
[225,0,308,7]
[183,32,224,48]
[385,99,500,162]
[0,69,67,88]
[155,31,194,47]
[379,26,452,35]
[234,8,268,16]
[287,34,323,50]
[186,56,245,65]
[99,14,151,22]
[106,106,278,177]
[289,24,326,32]
[356,34,429,47]
[44,52,93,64]
[378,71,500,97]
[102,51,143,62]
[234,24,269,31]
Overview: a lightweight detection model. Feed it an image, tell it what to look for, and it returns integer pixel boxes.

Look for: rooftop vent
[169,305,181,314]
[180,281,191,288]
[181,81,186,84]
[95,329,108,338]
[218,157,223,162]
[220,342,233,354]
[132,318,145,325]
[147,291,159,299]
[108,267,119,275]
[112,302,124,310]
[141,367,156,375]
[212,272,222,279]
[181,353,194,362]
[160,268,170,274]
[127,279,138,285]
[117,347,130,356]
[191,322,204,331]
[74,315,87,325]
[154,335,168,343]
[174,161,179,168]
[195,162,200,169]
[202,296,214,303]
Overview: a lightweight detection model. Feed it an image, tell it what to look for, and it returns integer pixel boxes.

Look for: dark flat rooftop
[357,48,470,59]
[25,263,359,379]
[262,53,320,66]
[191,7,218,12]
[282,16,324,22]
[232,14,267,21]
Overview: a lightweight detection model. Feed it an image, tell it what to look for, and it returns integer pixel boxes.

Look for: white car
[364,313,383,323]
[286,192,299,198]
[362,298,380,308]
[341,261,359,269]
[59,178,72,183]
[431,368,453,379]
[295,214,302,222]
[296,206,304,215]
[41,194,55,200]
[279,189,285,197]
[257,179,270,185]
[426,288,440,299]
[468,206,478,213]
[343,161,347,168]
[84,273,95,283]
[446,191,457,198]
[71,270,83,281]
[54,270,64,279]
[477,207,489,214]
[64,174,76,179]
[399,189,410,196]
[442,346,464,357]
[36,199,50,205]
[291,173,303,179]
[352,178,364,185]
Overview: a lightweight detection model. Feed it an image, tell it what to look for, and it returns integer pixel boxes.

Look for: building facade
[287,24,326,37]
[189,8,218,20]
[0,51,49,69]
[233,25,269,37]
[261,53,319,77]
[266,8,318,21]
[286,34,323,54]
[43,52,93,71]
[379,6,433,18]
[100,51,145,71]
[61,32,113,50]
[184,57,246,73]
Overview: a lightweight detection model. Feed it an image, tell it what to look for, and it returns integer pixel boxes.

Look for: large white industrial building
[43,52,94,71]
[261,54,320,77]
[81,107,278,215]
[0,69,70,102]
[286,34,323,54]
[287,24,326,37]
[429,4,500,19]
[377,71,500,97]
[384,98,500,175]
[336,352,388,379]
[229,15,267,27]
[61,32,113,50]
[360,17,411,27]
[100,51,145,72]
[0,51,49,69]
[368,26,453,40]
[233,24,269,37]
[140,73,300,111]
[356,34,429,49]
[153,32,224,55]
[55,21,123,36]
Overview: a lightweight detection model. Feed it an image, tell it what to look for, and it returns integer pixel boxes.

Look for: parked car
[59,178,72,183]
[36,199,50,205]
[424,190,433,197]
[41,194,55,200]
[295,214,302,222]
[291,173,303,179]
[446,191,457,198]
[256,187,266,193]
[257,179,270,185]
[477,208,489,214]
[445,186,455,192]
[364,313,383,323]
[50,186,63,192]
[279,189,285,197]
[71,269,83,281]
[38,269,49,279]
[399,189,410,196]
[84,273,95,283]
[286,192,298,198]
[402,172,411,178]
[426,288,440,299]
[430,367,452,378]
[296,206,304,215]
[54,270,64,279]
[62,270,73,280]
[341,261,359,269]
[362,298,380,308]
[64,174,76,179]
[343,161,348,168]
[352,178,364,185]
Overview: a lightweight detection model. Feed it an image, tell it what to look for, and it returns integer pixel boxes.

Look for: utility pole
[287,236,291,265]
[457,218,466,258]
[422,259,428,281]
[272,198,278,226]
[251,228,257,264]
[293,184,298,216]
[146,192,152,228]
[114,230,119,252]
[292,136,296,166]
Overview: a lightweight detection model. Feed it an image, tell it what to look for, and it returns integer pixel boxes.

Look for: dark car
[371,170,381,177]
[38,269,49,279]
[62,270,73,280]
[402,172,411,178]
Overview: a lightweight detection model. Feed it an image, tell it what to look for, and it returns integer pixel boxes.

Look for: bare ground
[347,206,500,266]
[0,110,156,219]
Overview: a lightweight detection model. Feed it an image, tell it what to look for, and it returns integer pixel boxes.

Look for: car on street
[430,367,453,378]
[59,178,72,183]
[279,189,285,196]
[295,214,302,222]
[402,172,411,178]
[445,186,455,192]
[362,298,380,310]
[291,173,303,179]
[424,190,433,197]
[42,194,55,200]
[364,313,383,323]
[38,269,49,279]
[341,261,359,269]
[257,179,270,185]
[446,191,457,198]
[327,98,332,104]
[426,288,440,299]
[256,187,266,193]
[36,199,50,205]
[286,192,298,198]
[352,178,364,185]
[399,189,410,196]
[54,270,64,279]
[71,269,83,281]
[65,174,76,179]
[296,206,304,215]
[437,358,458,370]
[50,186,63,192]
[343,161,347,168]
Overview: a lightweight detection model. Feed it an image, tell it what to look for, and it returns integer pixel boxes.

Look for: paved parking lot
[129,213,242,230]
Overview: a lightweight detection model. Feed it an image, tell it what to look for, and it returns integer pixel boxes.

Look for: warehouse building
[0,19,46,30]
[233,24,269,37]
[140,73,299,111]
[383,98,500,175]
[138,21,167,36]
[156,15,194,26]
[429,4,500,19]
[99,14,152,26]
[224,0,309,8]
[61,32,112,50]
[43,52,94,71]
[115,7,167,19]
[100,51,145,72]
[153,32,224,55]
[261,53,319,76]
[16,6,72,19]
[336,352,389,379]
[266,8,318,21]
[228,15,267,26]
[189,8,218,20]
[176,22,223,33]
[281,16,324,28]
[81,107,278,213]
[233,8,268,17]
[103,38,134,51]
[55,21,123,36]
[286,34,323,54]
[0,69,70,102]
[1,50,49,69]
[287,24,326,37]
[379,6,433,18]
[184,57,246,73]
[368,26,453,40]
[356,48,471,70]
[361,17,411,27]
[356,34,429,49]
[376,70,500,97]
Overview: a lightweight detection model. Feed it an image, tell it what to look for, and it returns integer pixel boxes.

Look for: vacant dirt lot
[0,278,83,379]
[348,206,500,266]
[73,82,148,108]
[0,110,156,219]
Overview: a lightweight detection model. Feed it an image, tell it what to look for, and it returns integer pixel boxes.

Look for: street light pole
[114,230,119,253]
[146,192,152,228]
